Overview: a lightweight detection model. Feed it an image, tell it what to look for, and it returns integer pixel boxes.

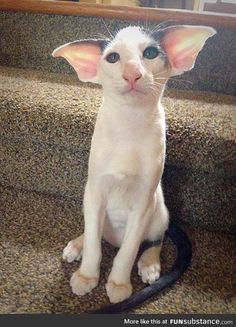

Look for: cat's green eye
[106,52,120,63]
[143,46,159,60]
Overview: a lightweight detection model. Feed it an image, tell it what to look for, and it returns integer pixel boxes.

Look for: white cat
[53,25,215,304]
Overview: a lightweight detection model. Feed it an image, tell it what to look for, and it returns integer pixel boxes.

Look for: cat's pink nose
[122,71,142,86]
[122,62,142,87]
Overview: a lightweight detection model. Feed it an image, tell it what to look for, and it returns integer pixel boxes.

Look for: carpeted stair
[0,185,235,314]
[0,65,235,313]
[1,66,235,231]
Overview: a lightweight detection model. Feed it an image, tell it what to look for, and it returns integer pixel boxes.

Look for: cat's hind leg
[62,234,84,263]
[138,244,162,284]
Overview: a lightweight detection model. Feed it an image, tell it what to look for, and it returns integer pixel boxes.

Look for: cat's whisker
[152,81,165,87]
[147,84,162,96]
[170,78,193,86]
[101,18,115,40]
[167,77,194,86]
[154,69,168,77]
[147,80,164,88]
[154,78,168,81]
[148,23,165,35]
[94,33,111,41]
[149,20,177,35]
[154,74,167,78]
[149,88,162,98]
[154,72,193,87]
[144,9,149,35]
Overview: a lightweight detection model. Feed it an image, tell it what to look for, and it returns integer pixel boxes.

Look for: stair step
[0,66,235,232]
[0,185,235,314]
[1,66,235,175]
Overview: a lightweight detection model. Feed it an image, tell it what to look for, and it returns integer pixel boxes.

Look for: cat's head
[52,25,215,102]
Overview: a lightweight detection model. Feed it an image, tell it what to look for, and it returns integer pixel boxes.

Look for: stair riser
[1,138,235,233]
[1,11,236,95]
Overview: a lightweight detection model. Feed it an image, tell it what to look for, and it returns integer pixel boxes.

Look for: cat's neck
[101,89,165,116]
[97,92,165,137]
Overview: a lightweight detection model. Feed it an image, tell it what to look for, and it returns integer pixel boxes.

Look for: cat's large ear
[52,39,108,83]
[160,25,216,76]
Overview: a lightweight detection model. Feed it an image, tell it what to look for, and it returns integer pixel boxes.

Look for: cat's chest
[90,131,164,179]
[89,104,165,179]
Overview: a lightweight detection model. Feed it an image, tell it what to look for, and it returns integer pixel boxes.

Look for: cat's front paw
[70,270,98,296]
[62,237,83,263]
[105,280,132,303]
[138,260,161,284]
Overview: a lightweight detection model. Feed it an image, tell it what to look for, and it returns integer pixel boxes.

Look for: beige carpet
[0,185,235,314]
[0,66,235,233]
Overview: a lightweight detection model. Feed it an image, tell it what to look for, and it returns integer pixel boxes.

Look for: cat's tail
[88,222,192,314]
